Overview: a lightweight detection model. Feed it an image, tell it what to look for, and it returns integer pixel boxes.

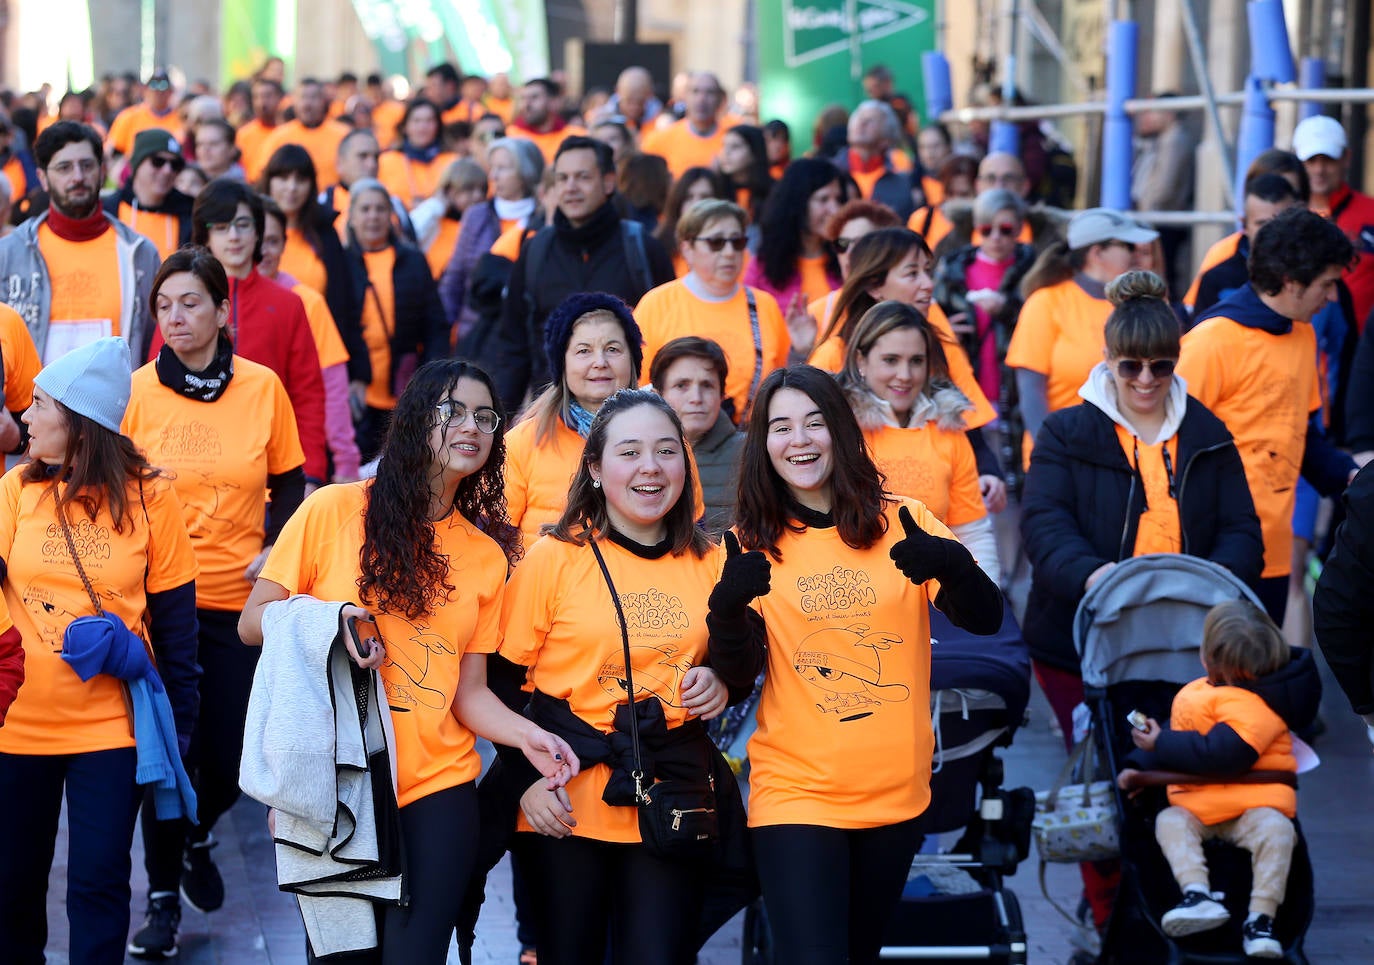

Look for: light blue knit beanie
[34,337,133,433]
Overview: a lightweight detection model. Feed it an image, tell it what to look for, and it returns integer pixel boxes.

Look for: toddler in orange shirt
[1123,600,1319,959]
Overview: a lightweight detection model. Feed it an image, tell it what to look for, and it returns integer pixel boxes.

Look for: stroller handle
[1118,768,1297,790]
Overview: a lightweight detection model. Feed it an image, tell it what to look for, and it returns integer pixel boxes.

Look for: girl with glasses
[240,359,578,963]
[636,200,788,423]
[1020,270,1263,936]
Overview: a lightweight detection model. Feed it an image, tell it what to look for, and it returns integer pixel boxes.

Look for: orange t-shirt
[1166,676,1296,824]
[117,202,182,261]
[810,303,996,430]
[441,100,486,126]
[1115,425,1182,556]
[427,216,462,281]
[1183,232,1242,310]
[377,150,458,210]
[636,280,789,421]
[106,104,181,157]
[1177,316,1322,577]
[236,118,279,182]
[37,223,122,362]
[370,100,407,148]
[280,229,328,297]
[504,417,586,555]
[808,291,839,335]
[359,248,397,409]
[289,281,351,369]
[483,96,515,124]
[260,480,506,807]
[0,468,199,756]
[796,255,834,307]
[641,120,729,180]
[2,156,29,200]
[0,303,41,412]
[866,423,985,526]
[512,125,586,164]
[123,358,304,611]
[746,497,947,829]
[258,118,352,188]
[921,176,944,206]
[500,533,725,842]
[1005,278,1113,413]
[489,223,529,262]
[908,205,953,250]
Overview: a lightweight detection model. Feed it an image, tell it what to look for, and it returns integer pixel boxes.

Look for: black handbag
[589,539,718,860]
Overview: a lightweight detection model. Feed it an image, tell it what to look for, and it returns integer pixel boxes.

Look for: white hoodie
[1077,361,1189,444]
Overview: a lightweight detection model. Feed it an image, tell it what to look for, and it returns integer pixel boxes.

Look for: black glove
[708,531,772,615]
[889,504,974,585]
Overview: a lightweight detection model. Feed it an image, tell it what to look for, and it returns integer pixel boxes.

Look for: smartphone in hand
[347,615,381,658]
[1127,709,1149,732]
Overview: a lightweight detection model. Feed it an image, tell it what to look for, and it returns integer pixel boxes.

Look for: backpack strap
[620,219,654,295]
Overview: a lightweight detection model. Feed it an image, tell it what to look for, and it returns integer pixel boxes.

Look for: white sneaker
[1161,890,1230,937]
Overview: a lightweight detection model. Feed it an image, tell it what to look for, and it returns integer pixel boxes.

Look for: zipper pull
[672,810,682,831]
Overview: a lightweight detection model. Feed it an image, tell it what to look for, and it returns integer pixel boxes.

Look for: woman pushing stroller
[1119,600,1321,959]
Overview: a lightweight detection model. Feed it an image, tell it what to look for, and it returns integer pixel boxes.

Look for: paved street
[39,643,1374,964]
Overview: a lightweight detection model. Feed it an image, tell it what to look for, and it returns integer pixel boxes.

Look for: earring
[592,479,601,489]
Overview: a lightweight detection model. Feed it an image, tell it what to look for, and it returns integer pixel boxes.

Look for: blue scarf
[566,400,597,438]
[61,614,198,823]
[401,140,441,164]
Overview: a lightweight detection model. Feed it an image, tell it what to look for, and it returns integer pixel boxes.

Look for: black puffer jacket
[345,238,450,396]
[1314,461,1374,714]
[1021,397,1263,671]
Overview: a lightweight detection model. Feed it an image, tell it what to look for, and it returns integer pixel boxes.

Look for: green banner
[485,0,550,82]
[756,0,936,142]
[221,0,296,90]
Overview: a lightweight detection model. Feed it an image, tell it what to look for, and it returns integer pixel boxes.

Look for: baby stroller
[735,598,1036,964]
[1073,555,1314,965]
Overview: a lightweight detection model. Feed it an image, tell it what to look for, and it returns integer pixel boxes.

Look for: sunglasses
[977,222,1019,238]
[435,399,501,433]
[694,234,747,252]
[148,154,185,172]
[833,236,862,253]
[1115,358,1176,379]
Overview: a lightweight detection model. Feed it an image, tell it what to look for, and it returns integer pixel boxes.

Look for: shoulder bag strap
[55,495,103,614]
[744,288,763,415]
[589,538,647,802]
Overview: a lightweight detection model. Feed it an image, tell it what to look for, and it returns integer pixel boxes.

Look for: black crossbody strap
[589,538,647,802]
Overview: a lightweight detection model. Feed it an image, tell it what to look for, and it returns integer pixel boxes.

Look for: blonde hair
[1200,600,1288,684]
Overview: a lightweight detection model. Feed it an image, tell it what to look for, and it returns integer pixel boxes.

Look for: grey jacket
[240,596,402,958]
[0,211,160,362]
[695,412,745,536]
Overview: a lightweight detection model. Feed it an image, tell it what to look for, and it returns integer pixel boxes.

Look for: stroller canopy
[1073,554,1262,692]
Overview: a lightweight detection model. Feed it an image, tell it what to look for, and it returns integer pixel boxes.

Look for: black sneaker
[1161,889,1229,937]
[1242,914,1283,959]
[128,893,181,959]
[180,838,225,913]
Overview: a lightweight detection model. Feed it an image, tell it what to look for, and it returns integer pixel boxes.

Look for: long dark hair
[550,389,710,558]
[823,227,929,348]
[22,407,162,534]
[724,124,773,221]
[359,360,519,619]
[655,166,732,251]
[757,158,843,290]
[258,143,328,258]
[735,365,888,560]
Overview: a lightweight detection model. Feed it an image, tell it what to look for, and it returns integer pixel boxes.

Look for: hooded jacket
[1021,366,1263,671]
[0,211,160,361]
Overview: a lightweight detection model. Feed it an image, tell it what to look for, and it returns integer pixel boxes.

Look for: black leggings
[752,819,924,965]
[142,608,259,891]
[520,831,707,965]
[307,781,481,963]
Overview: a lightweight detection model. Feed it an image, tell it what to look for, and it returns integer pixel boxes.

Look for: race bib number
[43,318,113,364]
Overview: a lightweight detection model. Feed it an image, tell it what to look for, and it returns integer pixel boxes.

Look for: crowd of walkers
[0,53,1369,965]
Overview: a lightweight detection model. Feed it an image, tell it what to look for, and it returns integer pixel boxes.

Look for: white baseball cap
[1292,115,1347,161]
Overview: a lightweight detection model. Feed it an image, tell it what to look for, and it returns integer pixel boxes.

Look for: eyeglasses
[1115,358,1176,379]
[435,399,500,433]
[207,217,255,235]
[833,236,862,253]
[693,234,747,252]
[148,155,185,172]
[976,222,1020,238]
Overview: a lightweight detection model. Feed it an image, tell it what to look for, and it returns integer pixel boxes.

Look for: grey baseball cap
[1067,207,1160,250]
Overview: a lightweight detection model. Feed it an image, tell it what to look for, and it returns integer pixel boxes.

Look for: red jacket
[1322,184,1374,332]
[149,269,328,481]
[0,624,22,725]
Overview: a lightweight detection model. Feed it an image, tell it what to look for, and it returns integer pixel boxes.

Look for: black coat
[1020,397,1264,672]
[345,238,450,397]
[1314,461,1374,714]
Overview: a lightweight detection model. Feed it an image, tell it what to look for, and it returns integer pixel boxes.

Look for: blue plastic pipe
[1233,75,1276,210]
[1100,19,1137,210]
[1247,0,1296,84]
[1299,57,1326,120]
[922,51,953,122]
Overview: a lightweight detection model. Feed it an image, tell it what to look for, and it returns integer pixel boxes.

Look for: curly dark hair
[358,359,519,619]
[735,365,889,561]
[1248,206,1354,296]
[756,158,843,290]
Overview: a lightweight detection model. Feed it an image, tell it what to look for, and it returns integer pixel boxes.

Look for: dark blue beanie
[542,292,644,385]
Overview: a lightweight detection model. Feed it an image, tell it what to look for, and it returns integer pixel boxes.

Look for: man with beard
[238,76,283,182]
[258,77,352,188]
[509,77,584,164]
[0,121,160,363]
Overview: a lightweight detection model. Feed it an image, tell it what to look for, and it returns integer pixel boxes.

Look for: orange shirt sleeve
[0,304,40,411]
[944,430,986,527]
[143,477,201,593]
[1004,286,1058,375]
[1177,320,1235,412]
[757,289,790,372]
[927,303,995,430]
[294,284,351,370]
[807,336,844,373]
[265,372,306,475]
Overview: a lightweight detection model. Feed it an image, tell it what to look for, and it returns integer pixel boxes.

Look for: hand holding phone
[1127,709,1149,732]
[342,607,385,669]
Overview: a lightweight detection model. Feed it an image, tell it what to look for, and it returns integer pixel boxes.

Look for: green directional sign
[757,0,936,143]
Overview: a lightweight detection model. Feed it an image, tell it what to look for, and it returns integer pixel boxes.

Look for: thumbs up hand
[890,505,962,586]
[708,530,773,615]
